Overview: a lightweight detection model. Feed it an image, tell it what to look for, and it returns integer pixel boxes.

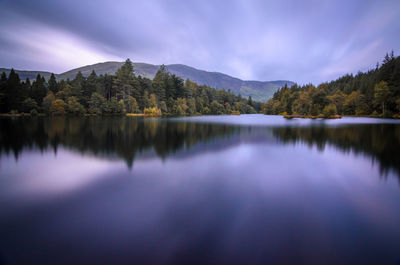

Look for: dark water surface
[1,115,400,265]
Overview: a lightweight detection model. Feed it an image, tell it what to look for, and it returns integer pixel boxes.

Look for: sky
[0,0,399,84]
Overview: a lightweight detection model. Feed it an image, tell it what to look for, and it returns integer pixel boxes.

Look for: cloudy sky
[0,0,399,84]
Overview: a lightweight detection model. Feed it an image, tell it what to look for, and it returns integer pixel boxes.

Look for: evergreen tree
[71,71,84,100]
[5,69,23,111]
[0,72,8,112]
[113,59,135,101]
[31,74,47,106]
[152,65,168,102]
[89,92,106,114]
[48,73,58,94]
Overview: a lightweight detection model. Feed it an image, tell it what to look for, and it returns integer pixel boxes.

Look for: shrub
[203,107,210,114]
[210,100,225,114]
[323,104,337,118]
[143,107,162,116]
[50,99,66,115]
[355,109,367,116]
[21,98,38,113]
[66,96,86,115]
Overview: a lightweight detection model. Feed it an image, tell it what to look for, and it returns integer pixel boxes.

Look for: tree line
[262,52,400,118]
[0,59,260,116]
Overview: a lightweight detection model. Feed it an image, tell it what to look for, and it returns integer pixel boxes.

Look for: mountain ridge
[0,62,294,101]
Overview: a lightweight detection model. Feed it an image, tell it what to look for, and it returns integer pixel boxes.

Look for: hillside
[0,62,294,101]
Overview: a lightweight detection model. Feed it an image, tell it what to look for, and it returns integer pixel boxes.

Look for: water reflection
[272,124,400,179]
[1,116,399,181]
[1,116,400,265]
[0,117,237,168]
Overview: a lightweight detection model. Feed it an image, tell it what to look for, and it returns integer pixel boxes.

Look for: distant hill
[0,62,294,101]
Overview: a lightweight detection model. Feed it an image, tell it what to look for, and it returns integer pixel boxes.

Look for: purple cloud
[0,0,399,84]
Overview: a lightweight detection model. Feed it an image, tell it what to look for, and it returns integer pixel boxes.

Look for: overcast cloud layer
[0,0,399,84]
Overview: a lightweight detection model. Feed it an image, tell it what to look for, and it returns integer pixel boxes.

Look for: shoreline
[0,113,399,119]
[283,114,342,119]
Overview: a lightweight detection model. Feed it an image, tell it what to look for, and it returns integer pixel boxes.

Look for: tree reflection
[0,117,236,168]
[272,124,400,180]
[1,117,399,182]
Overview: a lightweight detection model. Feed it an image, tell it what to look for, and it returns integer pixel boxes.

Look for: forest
[2,53,400,118]
[262,52,400,118]
[0,59,260,116]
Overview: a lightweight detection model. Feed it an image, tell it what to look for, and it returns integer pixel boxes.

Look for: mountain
[0,62,294,101]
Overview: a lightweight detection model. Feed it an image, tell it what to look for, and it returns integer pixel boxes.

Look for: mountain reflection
[0,117,399,181]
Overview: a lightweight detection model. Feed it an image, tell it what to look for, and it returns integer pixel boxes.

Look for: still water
[0,115,400,265]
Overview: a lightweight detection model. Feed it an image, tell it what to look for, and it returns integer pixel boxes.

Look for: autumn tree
[50,99,66,115]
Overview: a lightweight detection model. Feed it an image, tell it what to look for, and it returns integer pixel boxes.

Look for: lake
[1,114,400,265]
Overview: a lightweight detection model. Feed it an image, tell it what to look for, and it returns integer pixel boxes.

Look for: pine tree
[71,71,84,100]
[152,65,167,102]
[48,73,58,94]
[113,59,135,101]
[0,72,7,112]
[6,69,24,111]
[31,74,47,106]
[83,70,99,105]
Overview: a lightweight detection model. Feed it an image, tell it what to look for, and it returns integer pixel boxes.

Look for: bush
[143,107,161,116]
[322,104,337,118]
[383,110,393,118]
[355,109,367,116]
[21,98,38,113]
[102,98,120,114]
[210,100,225,114]
[50,99,66,115]
[66,97,86,115]
[171,105,186,116]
